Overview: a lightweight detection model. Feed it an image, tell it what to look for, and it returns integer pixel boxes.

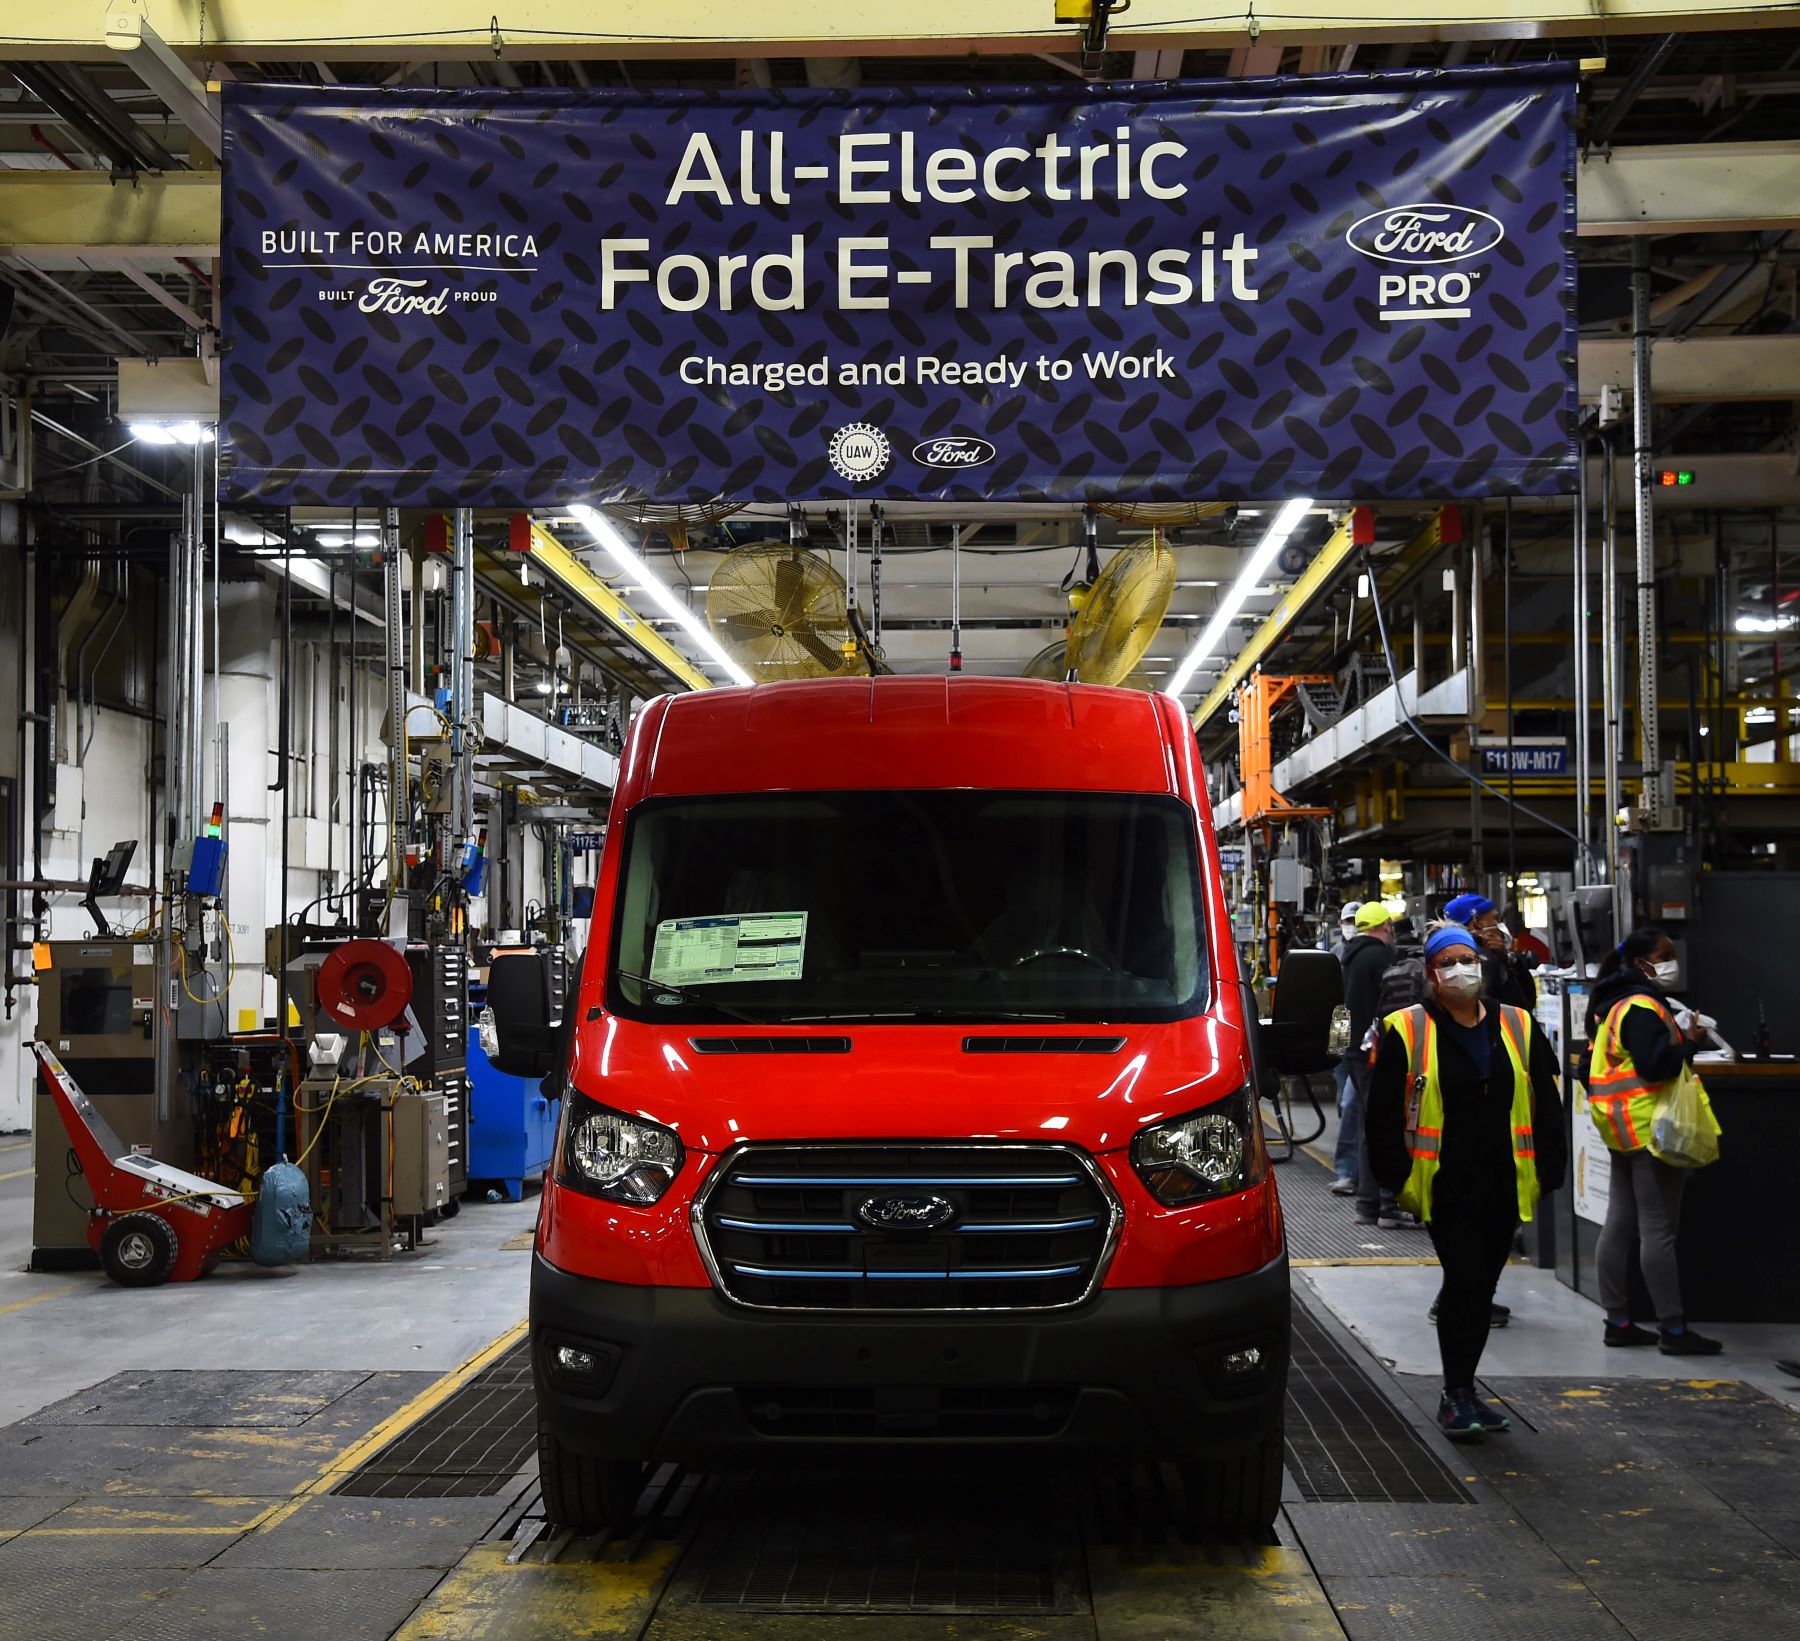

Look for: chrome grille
[694,1144,1119,1311]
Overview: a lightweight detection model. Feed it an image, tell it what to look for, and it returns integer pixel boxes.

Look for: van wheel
[537,1421,643,1536]
[1181,1414,1284,1539]
[100,1213,179,1287]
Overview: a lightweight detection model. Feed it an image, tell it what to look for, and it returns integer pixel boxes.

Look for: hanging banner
[218,67,1577,509]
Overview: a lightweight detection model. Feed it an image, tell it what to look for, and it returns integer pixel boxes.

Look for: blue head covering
[1442,893,1494,927]
[1425,925,1479,961]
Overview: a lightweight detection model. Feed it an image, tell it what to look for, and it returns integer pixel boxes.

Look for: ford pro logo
[1345,204,1505,265]
[858,1193,956,1231]
[912,437,996,470]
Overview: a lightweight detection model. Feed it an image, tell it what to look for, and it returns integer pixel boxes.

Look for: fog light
[556,1345,596,1376]
[1221,1346,1264,1376]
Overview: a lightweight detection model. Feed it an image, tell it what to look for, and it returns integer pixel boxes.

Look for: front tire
[1181,1413,1285,1538]
[537,1419,643,1535]
[100,1212,180,1287]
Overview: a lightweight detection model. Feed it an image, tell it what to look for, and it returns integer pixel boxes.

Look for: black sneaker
[1604,1320,1657,1348]
[1437,1389,1485,1442]
[1468,1394,1511,1434]
[1660,1327,1724,1356]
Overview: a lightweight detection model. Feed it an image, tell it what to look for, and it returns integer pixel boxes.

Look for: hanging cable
[1362,549,1601,872]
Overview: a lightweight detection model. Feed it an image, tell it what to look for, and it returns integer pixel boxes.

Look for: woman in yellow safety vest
[1584,926,1722,1357]
[1367,924,1567,1442]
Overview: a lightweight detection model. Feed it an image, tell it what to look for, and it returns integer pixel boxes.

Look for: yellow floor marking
[1088,1542,1343,1640]
[393,1541,681,1640]
[0,1285,77,1318]
[0,1166,34,1183]
[1292,1257,1438,1267]
[245,1317,528,1536]
[0,1139,31,1153]
[499,1231,534,1251]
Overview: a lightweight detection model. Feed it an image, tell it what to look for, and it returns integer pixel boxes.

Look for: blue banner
[218,67,1576,508]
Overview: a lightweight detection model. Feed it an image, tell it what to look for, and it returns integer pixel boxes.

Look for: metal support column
[383,508,407,913]
[1600,436,1623,901]
[451,508,475,845]
[1631,237,1661,829]
[1573,437,1593,882]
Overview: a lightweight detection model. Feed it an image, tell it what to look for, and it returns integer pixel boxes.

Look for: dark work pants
[1596,1148,1689,1325]
[1426,1191,1519,1391]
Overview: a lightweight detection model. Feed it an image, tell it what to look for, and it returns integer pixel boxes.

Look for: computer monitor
[83,840,137,937]
[1564,885,1616,977]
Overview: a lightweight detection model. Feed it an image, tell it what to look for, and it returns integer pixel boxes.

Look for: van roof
[632,677,1191,800]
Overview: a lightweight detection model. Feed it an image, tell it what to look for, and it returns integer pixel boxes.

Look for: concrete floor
[5,1125,1800,1639]
[0,1149,538,1424]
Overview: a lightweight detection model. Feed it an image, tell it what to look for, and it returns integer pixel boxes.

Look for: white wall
[0,559,575,1133]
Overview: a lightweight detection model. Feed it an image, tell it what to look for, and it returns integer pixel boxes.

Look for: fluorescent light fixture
[1735,614,1795,634]
[1746,707,1776,725]
[1162,498,1313,700]
[128,419,214,446]
[566,506,754,688]
[1356,573,1370,598]
[316,530,380,549]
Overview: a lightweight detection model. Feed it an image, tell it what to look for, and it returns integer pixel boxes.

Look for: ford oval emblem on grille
[858,1193,956,1230]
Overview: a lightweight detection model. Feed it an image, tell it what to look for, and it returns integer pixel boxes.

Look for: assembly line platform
[3,1155,1800,1640]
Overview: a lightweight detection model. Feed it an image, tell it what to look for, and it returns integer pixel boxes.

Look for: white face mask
[1435,961,1483,999]
[1646,958,1680,987]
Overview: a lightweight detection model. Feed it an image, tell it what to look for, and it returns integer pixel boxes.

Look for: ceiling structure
[3,20,1799,740]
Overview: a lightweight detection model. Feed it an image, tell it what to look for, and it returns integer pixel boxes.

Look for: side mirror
[485,948,561,1079]
[1263,948,1346,1077]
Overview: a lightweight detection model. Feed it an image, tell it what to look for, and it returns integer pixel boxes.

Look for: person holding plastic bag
[1585,927,1724,1356]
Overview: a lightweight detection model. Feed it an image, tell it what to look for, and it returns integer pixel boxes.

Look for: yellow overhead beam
[0,171,218,260]
[7,0,1790,60]
[1192,515,1358,732]
[524,520,714,693]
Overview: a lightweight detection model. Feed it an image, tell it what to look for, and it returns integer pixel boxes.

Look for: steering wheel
[1009,946,1109,970]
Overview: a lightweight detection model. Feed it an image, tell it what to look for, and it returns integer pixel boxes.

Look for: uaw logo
[827,423,891,483]
[1345,205,1505,328]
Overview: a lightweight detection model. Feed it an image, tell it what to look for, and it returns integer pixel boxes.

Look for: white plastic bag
[1648,1077,1721,1170]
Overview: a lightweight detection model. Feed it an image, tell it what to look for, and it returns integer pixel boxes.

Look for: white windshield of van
[610,790,1208,1025]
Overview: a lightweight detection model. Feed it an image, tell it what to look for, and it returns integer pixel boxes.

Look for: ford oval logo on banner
[913,437,997,470]
[1344,204,1507,265]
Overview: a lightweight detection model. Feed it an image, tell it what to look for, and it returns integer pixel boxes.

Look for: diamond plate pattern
[219,68,1577,508]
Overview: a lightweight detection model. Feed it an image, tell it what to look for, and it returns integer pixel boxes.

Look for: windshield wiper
[613,970,767,1026]
[781,1007,1068,1024]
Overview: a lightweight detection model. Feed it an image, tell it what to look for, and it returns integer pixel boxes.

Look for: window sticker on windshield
[649,912,807,987]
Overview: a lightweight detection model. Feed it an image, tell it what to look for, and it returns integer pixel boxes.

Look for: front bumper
[530,1252,1289,1465]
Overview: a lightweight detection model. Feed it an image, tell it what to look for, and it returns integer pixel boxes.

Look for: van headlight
[560,1092,684,1205]
[1130,1088,1261,1206]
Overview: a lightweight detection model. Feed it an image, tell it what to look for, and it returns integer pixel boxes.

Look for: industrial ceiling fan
[706,545,860,682]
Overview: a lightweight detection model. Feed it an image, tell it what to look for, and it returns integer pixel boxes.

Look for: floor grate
[336,1344,537,1499]
[664,1465,1087,1615]
[1285,1306,1470,1505]
[1273,1140,1437,1263]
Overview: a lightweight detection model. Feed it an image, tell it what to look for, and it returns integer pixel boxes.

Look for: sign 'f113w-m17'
[218,67,1576,508]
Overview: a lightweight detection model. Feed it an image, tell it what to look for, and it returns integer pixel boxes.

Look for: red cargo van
[487,677,1339,1535]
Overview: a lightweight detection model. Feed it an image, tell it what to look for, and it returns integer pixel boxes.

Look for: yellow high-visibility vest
[1587,993,1715,1154]
[1387,1003,1541,1224]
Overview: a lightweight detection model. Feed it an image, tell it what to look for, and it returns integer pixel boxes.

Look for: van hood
[567,1012,1250,1156]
